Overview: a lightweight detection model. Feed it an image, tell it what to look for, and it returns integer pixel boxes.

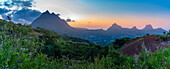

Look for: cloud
[0,0,42,24]
[12,8,41,24]
[0,8,11,19]
[0,8,11,14]
[3,0,34,9]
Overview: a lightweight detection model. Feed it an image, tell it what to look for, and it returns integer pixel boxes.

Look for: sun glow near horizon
[68,14,170,30]
[39,0,170,30]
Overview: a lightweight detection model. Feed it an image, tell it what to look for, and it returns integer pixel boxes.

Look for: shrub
[159,36,167,41]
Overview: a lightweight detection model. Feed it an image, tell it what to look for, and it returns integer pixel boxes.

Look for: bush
[110,37,130,50]
[159,36,167,41]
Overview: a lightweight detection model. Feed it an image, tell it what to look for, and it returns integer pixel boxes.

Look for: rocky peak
[111,23,122,28]
[131,26,138,30]
[143,24,153,30]
[52,12,55,15]
[43,10,50,15]
[107,23,122,31]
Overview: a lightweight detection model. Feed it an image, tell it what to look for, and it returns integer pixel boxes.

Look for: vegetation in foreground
[0,20,169,68]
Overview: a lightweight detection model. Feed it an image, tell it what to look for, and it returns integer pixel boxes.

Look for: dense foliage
[110,37,130,50]
[0,20,169,68]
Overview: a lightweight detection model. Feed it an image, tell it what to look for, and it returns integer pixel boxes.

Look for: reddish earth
[120,35,170,56]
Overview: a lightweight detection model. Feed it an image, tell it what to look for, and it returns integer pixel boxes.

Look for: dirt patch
[120,35,169,56]
[31,31,43,36]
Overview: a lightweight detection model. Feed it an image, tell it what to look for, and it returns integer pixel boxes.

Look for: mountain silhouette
[31,10,168,45]
[108,23,122,29]
[31,10,77,34]
[107,23,122,31]
[131,26,138,30]
[141,24,167,34]
[142,24,153,30]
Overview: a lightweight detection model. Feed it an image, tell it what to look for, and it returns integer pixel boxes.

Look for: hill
[120,35,170,56]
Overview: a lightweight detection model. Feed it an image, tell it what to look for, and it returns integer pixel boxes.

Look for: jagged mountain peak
[42,10,59,16]
[51,12,56,15]
[143,24,153,30]
[107,23,122,31]
[111,23,122,28]
[40,10,61,20]
[43,10,50,14]
[112,23,118,25]
[112,23,119,26]
[131,26,138,30]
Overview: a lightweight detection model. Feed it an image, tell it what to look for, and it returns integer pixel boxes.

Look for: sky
[0,0,170,30]
[0,15,2,19]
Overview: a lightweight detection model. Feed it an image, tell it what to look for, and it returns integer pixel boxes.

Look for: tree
[167,30,170,35]
[163,32,166,35]
[146,33,150,36]
[56,14,60,16]
[110,37,130,50]
[7,16,11,21]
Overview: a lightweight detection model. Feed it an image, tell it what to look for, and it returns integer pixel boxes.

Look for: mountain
[142,24,153,30]
[131,26,138,30]
[141,24,167,34]
[106,23,144,37]
[31,10,168,46]
[107,23,122,31]
[31,10,78,34]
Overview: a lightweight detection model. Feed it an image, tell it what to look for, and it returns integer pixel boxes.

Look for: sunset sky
[0,0,170,30]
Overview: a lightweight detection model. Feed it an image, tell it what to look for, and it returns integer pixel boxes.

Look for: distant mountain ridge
[143,24,153,30]
[31,10,167,46]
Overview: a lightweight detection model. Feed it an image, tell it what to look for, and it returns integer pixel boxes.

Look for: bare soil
[120,35,170,56]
